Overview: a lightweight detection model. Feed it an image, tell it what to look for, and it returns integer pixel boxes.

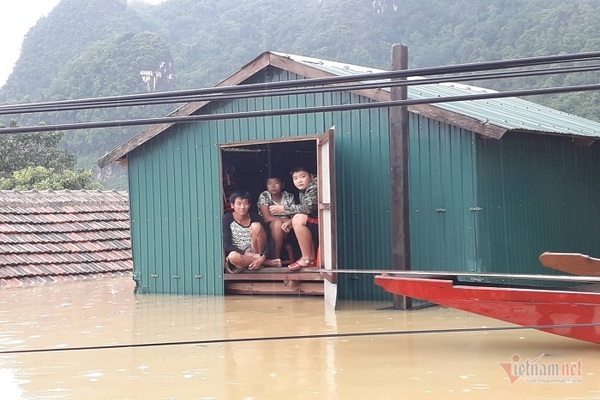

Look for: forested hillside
[0,0,598,182]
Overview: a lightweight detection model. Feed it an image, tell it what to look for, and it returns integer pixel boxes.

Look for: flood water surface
[0,277,598,399]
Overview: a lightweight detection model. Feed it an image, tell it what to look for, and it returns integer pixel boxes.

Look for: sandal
[288,258,316,271]
[225,265,244,274]
[225,259,246,274]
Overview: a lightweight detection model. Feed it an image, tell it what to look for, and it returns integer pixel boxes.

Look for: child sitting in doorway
[257,176,296,264]
[223,190,282,272]
[269,167,318,271]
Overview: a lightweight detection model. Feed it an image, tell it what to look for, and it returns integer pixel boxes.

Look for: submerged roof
[98,51,600,167]
[0,190,132,288]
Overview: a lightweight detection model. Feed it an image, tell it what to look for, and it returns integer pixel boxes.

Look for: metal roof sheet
[276,52,600,138]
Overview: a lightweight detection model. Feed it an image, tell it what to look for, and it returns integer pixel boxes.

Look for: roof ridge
[0,232,130,244]
[0,207,129,215]
[0,214,129,222]
[0,263,133,279]
[0,271,133,288]
[0,189,128,194]
[0,221,130,234]
[0,241,130,255]
[0,252,132,267]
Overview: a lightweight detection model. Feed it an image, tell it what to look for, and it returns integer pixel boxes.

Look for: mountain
[3,0,149,102]
[1,0,598,169]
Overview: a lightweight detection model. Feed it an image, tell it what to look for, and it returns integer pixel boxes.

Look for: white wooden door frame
[318,127,338,308]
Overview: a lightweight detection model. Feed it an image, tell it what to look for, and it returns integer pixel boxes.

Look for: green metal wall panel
[128,67,393,300]
[129,124,224,295]
[475,132,600,278]
[334,103,393,301]
[408,114,478,273]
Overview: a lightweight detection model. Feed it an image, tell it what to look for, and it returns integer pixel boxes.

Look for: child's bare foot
[264,258,282,268]
[248,260,263,271]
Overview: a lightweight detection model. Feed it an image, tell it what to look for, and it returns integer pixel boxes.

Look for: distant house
[0,190,132,288]
[98,51,600,302]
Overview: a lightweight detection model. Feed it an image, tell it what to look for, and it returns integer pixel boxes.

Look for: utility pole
[389,44,411,310]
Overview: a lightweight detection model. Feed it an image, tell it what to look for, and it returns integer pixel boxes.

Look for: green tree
[0,130,76,177]
[1,0,599,173]
[0,129,101,190]
[0,166,101,191]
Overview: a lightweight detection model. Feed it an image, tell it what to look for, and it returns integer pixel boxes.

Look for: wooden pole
[389,44,411,310]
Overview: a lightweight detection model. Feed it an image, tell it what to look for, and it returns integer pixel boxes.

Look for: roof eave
[504,128,598,145]
[407,103,508,139]
[271,53,509,139]
[97,52,514,168]
[97,51,275,168]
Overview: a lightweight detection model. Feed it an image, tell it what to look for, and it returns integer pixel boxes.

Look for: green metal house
[98,51,600,303]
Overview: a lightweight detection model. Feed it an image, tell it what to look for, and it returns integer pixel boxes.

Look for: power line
[1,82,599,135]
[2,63,599,116]
[1,50,599,116]
[0,322,597,355]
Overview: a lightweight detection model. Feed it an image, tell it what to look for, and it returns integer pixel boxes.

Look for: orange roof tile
[0,190,132,288]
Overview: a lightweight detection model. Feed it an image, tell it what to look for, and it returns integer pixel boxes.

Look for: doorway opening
[221,139,317,214]
[220,137,326,296]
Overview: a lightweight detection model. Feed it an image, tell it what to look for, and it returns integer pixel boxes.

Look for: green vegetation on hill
[0,0,598,189]
[4,0,147,103]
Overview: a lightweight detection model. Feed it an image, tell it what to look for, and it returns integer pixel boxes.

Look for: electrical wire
[0,322,597,355]
[0,50,597,137]
[1,82,599,136]
[1,63,599,115]
[0,50,599,115]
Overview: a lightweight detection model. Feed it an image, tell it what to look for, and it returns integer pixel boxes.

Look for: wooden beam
[408,104,507,139]
[225,282,324,296]
[389,44,412,310]
[223,271,324,281]
[572,136,596,146]
[219,134,320,149]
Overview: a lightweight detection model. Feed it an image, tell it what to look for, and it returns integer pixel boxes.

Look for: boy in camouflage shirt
[269,167,318,271]
[257,176,295,262]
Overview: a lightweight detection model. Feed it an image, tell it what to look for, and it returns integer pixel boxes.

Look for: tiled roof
[0,190,132,288]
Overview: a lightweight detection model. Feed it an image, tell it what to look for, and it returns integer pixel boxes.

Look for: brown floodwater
[0,276,598,399]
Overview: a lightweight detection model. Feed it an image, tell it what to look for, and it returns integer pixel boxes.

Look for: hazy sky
[0,0,167,87]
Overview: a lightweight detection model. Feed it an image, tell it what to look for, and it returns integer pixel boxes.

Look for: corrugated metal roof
[99,50,600,168]
[0,190,133,288]
[276,52,600,138]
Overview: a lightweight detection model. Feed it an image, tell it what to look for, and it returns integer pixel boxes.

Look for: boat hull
[375,275,600,344]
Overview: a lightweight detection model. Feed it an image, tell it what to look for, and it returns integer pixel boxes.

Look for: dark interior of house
[221,140,318,213]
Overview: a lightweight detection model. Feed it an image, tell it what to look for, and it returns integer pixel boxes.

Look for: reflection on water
[0,277,598,399]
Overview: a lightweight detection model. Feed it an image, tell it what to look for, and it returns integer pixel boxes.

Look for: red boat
[374,274,600,344]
